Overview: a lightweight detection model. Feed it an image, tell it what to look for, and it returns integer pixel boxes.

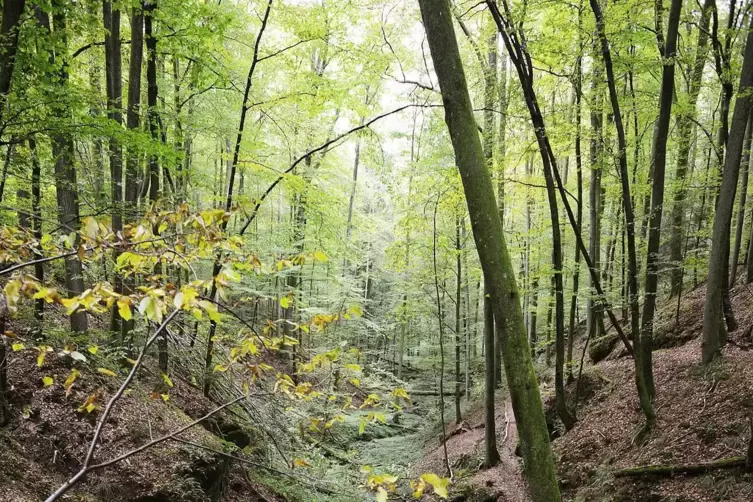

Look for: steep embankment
[417,279,753,501]
[0,333,280,502]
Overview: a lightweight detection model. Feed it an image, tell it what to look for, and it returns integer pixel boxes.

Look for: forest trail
[414,400,528,501]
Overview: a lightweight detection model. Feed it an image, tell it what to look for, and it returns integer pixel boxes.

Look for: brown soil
[417,278,753,501]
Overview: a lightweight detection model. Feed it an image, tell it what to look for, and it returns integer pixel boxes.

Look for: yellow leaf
[420,473,450,499]
[88,345,99,355]
[161,393,170,402]
[37,352,46,367]
[293,458,311,468]
[162,373,174,387]
[279,295,291,309]
[411,479,426,499]
[12,343,25,352]
[198,300,220,323]
[213,364,228,373]
[86,403,97,413]
[97,367,117,377]
[42,376,54,387]
[64,369,80,393]
[313,250,328,263]
[376,487,388,502]
[117,299,132,321]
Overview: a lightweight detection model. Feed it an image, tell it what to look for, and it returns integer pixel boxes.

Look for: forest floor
[416,276,753,501]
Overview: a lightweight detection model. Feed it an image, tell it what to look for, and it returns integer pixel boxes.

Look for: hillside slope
[416,279,753,501]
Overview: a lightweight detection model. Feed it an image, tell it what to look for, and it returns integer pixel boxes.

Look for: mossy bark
[417,1,560,499]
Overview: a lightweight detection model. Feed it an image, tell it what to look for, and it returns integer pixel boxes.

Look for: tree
[48,2,88,334]
[589,0,654,425]
[417,0,561,498]
[702,17,753,364]
[639,0,683,402]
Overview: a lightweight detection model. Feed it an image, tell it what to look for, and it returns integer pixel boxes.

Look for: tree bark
[702,17,753,364]
[121,3,144,348]
[483,281,499,467]
[640,0,682,403]
[590,0,654,424]
[103,0,125,335]
[668,0,713,297]
[47,4,88,334]
[454,217,463,425]
[0,0,26,129]
[730,112,753,286]
[418,1,560,497]
[29,137,43,330]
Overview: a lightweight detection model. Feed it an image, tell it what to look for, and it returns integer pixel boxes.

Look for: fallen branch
[613,457,746,477]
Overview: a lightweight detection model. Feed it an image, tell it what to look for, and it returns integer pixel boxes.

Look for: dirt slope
[417,279,753,501]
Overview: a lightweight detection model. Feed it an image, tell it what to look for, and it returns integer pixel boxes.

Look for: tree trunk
[454,217,462,425]
[640,0,682,403]
[48,4,88,334]
[730,112,753,285]
[0,0,25,128]
[702,17,753,364]
[104,0,125,335]
[587,54,604,342]
[567,50,583,384]
[29,137,43,330]
[419,1,560,497]
[483,281,499,467]
[668,0,713,297]
[122,3,144,348]
[203,0,271,396]
[590,0,654,425]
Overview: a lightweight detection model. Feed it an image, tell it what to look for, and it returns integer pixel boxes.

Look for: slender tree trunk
[203,0,271,396]
[104,0,125,335]
[47,4,88,334]
[640,0,682,403]
[454,217,463,424]
[419,1,560,497]
[122,3,144,348]
[30,137,43,330]
[0,0,25,129]
[730,112,753,285]
[590,0,654,425]
[568,50,583,384]
[702,18,753,364]
[668,0,713,297]
[587,55,604,342]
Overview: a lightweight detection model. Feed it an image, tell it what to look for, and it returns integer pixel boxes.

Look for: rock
[588,333,619,363]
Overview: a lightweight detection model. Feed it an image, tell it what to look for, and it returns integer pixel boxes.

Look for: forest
[2,0,753,500]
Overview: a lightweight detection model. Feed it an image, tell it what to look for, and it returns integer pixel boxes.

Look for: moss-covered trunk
[417,1,560,498]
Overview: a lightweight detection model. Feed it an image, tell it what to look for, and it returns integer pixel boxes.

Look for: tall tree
[702,17,753,364]
[589,0,654,425]
[104,0,125,334]
[48,2,88,333]
[417,1,561,498]
[640,0,683,402]
[668,0,714,297]
[122,3,145,346]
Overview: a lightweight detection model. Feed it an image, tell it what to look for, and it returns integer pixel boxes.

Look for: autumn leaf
[42,376,54,387]
[97,367,117,377]
[420,473,450,499]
